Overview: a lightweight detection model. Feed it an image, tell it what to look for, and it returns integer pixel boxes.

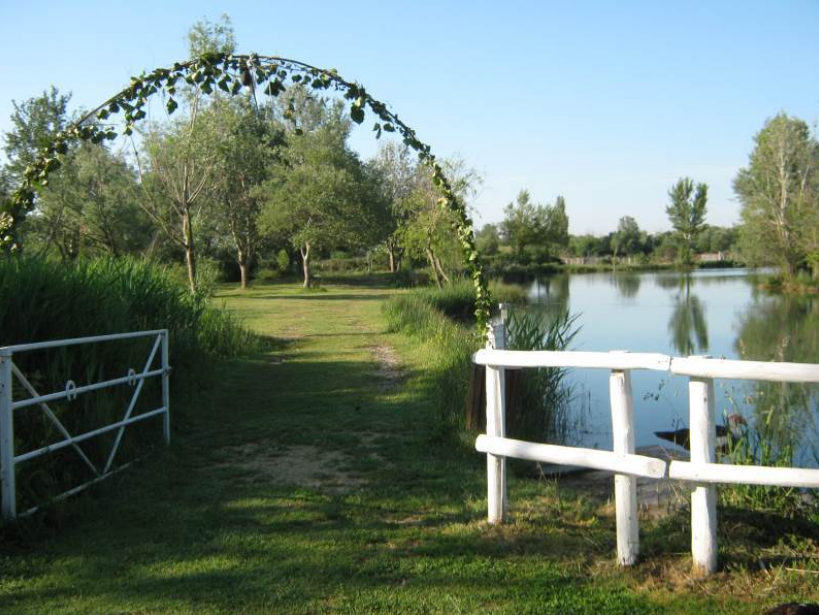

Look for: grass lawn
[1,280,816,614]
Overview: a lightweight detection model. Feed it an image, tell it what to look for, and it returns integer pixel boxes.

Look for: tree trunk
[238,259,249,289]
[433,254,450,284]
[426,247,442,288]
[388,247,396,273]
[300,242,311,289]
[182,212,197,294]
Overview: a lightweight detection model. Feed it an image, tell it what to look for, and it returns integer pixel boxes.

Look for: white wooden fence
[475,321,819,576]
[0,330,171,520]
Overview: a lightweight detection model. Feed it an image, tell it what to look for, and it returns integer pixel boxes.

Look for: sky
[1,0,818,234]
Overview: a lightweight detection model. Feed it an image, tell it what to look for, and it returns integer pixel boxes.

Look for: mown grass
[0,278,817,614]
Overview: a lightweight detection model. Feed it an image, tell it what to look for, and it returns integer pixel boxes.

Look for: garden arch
[0,53,491,328]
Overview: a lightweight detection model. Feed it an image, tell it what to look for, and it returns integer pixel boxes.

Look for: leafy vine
[0,53,491,329]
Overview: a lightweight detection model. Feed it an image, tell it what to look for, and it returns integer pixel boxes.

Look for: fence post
[610,365,638,565]
[689,376,717,576]
[161,330,171,446]
[0,349,16,520]
[486,319,507,524]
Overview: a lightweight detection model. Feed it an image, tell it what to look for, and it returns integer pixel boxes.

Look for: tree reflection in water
[668,274,709,356]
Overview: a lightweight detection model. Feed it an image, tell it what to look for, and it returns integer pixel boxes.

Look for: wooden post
[610,367,638,565]
[0,349,16,520]
[486,320,507,524]
[689,376,717,575]
[161,330,171,446]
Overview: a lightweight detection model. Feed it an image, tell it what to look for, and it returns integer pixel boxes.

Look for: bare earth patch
[219,431,392,493]
[219,442,367,493]
[363,344,404,388]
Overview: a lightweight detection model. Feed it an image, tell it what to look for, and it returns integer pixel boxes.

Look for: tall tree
[734,113,819,279]
[3,87,71,182]
[612,216,641,259]
[368,142,418,272]
[205,98,283,288]
[134,16,237,292]
[401,157,482,287]
[259,101,383,288]
[501,190,569,263]
[666,177,708,266]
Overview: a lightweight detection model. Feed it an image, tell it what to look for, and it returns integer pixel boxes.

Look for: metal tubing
[0,330,166,354]
[14,407,167,464]
[103,335,162,473]
[12,368,164,410]
[161,330,170,446]
[11,364,100,477]
[1,351,15,519]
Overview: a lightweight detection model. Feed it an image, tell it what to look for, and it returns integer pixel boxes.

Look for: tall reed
[0,256,261,513]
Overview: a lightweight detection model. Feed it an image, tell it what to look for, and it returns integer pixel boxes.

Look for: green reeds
[0,256,261,513]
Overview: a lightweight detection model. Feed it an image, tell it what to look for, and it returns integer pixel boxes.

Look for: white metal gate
[0,330,170,520]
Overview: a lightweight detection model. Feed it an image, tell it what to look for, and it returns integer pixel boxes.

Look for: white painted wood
[671,356,819,383]
[161,330,171,446]
[485,321,506,524]
[475,435,667,478]
[610,368,639,566]
[669,461,819,488]
[0,351,15,520]
[689,377,718,576]
[473,349,671,372]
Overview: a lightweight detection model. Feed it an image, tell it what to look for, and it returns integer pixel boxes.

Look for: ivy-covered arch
[0,53,490,328]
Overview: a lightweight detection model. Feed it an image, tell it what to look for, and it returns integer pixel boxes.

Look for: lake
[515,268,819,467]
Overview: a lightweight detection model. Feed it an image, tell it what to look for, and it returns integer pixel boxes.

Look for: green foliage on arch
[0,53,490,328]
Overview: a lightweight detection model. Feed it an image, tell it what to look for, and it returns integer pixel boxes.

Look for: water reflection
[734,293,819,464]
[611,273,641,299]
[667,276,709,356]
[518,268,819,466]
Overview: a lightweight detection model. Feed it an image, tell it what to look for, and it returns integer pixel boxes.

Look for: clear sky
[1,0,818,234]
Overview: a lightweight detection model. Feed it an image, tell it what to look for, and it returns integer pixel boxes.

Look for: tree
[134,16,238,292]
[501,190,570,263]
[666,177,708,266]
[475,223,500,256]
[36,143,150,259]
[205,98,284,288]
[734,113,819,279]
[612,216,641,260]
[368,142,418,272]
[259,100,383,288]
[3,87,71,182]
[400,157,482,287]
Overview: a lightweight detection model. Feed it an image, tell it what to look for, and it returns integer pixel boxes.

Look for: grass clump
[504,307,580,445]
[0,256,261,514]
[417,277,527,322]
[383,290,481,438]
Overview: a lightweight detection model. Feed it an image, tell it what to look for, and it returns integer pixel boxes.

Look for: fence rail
[475,318,819,576]
[0,330,171,520]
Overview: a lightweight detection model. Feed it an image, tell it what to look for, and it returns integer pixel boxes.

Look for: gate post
[486,319,507,524]
[610,365,638,565]
[689,376,717,575]
[161,330,171,446]
[0,349,16,520]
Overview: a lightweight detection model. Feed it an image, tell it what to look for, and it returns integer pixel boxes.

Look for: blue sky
[1,0,817,233]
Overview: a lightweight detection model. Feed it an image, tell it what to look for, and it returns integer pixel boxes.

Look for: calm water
[518,268,819,466]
